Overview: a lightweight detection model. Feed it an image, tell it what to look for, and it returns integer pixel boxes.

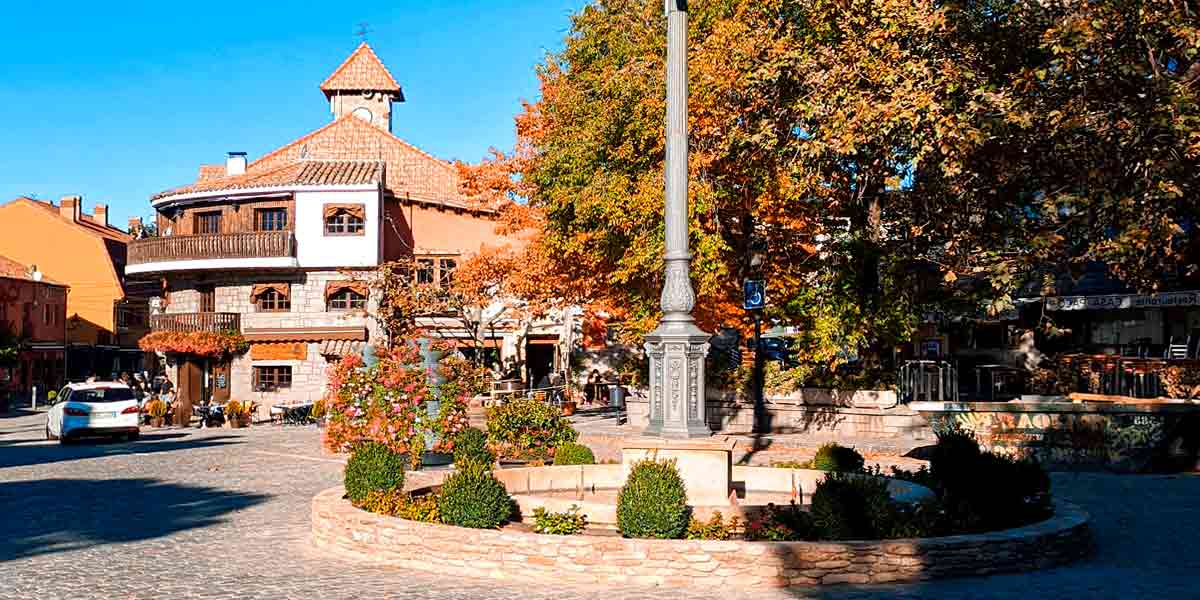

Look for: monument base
[643,318,712,439]
[621,436,735,505]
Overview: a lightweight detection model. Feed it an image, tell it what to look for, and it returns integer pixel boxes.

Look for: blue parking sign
[743,279,766,310]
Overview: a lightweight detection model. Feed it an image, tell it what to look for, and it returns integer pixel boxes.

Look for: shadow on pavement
[0,434,243,469]
[0,477,270,563]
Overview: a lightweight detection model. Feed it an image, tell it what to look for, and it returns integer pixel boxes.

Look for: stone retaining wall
[311,486,1091,588]
[626,394,933,441]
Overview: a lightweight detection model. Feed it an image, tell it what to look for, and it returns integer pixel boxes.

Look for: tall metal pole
[643,0,710,438]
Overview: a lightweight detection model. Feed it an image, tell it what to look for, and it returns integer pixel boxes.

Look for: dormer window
[324,204,365,236]
[251,283,291,312]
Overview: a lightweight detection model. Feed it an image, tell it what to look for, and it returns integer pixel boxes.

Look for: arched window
[324,204,365,235]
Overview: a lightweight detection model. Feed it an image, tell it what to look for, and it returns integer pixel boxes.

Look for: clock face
[352,106,374,123]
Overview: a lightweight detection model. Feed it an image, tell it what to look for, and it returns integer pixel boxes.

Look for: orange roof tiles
[197,165,225,182]
[247,114,468,206]
[320,42,402,96]
[153,160,385,200]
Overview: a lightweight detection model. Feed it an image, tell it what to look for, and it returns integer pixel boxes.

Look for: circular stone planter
[311,483,1091,588]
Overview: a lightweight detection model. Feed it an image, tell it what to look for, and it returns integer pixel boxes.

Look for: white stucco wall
[295,189,381,268]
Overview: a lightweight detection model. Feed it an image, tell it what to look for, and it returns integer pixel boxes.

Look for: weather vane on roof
[355,22,371,41]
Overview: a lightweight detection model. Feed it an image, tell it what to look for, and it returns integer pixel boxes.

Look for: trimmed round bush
[344,442,406,504]
[930,424,982,487]
[453,427,494,467]
[809,473,893,540]
[486,398,578,460]
[437,462,513,529]
[616,459,690,539]
[811,442,865,473]
[552,442,595,465]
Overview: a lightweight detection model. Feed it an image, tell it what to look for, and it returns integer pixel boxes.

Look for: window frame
[414,255,459,289]
[198,286,216,313]
[255,207,289,232]
[195,211,223,235]
[327,288,367,311]
[253,365,293,391]
[324,209,365,236]
[254,288,291,312]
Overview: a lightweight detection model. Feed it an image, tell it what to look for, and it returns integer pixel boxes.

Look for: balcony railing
[128,231,295,266]
[150,312,241,333]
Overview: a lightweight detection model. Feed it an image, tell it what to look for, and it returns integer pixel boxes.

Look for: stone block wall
[311,482,1091,589]
[625,392,933,441]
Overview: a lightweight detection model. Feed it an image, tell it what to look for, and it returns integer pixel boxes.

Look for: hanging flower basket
[138,331,250,357]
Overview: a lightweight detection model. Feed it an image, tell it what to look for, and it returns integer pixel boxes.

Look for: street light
[642,0,710,438]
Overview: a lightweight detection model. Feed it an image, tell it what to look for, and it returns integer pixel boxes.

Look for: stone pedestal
[621,436,735,505]
[644,326,712,438]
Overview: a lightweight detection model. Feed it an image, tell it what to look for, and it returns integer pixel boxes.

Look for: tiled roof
[247,114,473,207]
[320,42,402,96]
[153,160,385,200]
[12,197,131,242]
[0,254,64,285]
[197,165,225,182]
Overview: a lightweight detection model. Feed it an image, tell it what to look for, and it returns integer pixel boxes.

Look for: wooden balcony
[128,231,296,266]
[150,312,241,333]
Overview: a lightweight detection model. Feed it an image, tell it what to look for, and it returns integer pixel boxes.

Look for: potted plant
[224,400,257,428]
[146,399,168,427]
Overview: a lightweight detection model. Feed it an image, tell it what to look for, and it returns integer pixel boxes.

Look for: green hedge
[616,459,689,539]
[552,443,595,465]
[344,442,406,504]
[486,398,578,460]
[437,462,513,529]
[811,443,865,473]
[452,427,494,468]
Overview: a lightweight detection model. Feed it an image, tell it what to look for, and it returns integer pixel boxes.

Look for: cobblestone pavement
[2,409,1198,599]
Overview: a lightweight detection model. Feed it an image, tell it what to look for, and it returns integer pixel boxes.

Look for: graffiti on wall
[929,410,1181,471]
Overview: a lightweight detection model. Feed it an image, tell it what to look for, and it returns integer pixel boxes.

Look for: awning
[319,340,365,357]
[1044,291,1200,312]
[250,283,290,301]
[527,335,559,346]
[243,326,367,343]
[325,280,368,299]
[323,203,366,220]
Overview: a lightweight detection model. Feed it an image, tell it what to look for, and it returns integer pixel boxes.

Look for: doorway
[176,358,209,424]
[526,341,556,389]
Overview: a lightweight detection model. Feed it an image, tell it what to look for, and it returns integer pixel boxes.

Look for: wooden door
[198,286,215,313]
[177,359,203,426]
[211,360,230,404]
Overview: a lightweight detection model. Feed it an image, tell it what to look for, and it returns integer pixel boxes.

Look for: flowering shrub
[138,331,249,357]
[485,397,578,461]
[322,341,480,464]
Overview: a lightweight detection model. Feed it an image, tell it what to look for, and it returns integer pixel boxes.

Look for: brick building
[130,43,541,417]
[0,256,68,403]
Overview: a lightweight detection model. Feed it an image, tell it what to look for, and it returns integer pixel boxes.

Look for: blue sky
[0,0,584,228]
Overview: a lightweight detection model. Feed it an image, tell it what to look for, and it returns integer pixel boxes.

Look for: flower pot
[150,416,164,428]
[561,401,577,416]
[227,416,246,429]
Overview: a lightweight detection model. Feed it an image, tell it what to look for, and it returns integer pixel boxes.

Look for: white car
[46,382,141,443]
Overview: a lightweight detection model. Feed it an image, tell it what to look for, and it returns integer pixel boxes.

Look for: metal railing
[150,312,241,333]
[128,231,295,265]
[899,360,958,403]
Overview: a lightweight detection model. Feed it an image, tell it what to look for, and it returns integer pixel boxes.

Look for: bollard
[32,385,37,410]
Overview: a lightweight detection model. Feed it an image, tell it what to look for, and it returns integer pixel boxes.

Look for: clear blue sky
[0,0,584,228]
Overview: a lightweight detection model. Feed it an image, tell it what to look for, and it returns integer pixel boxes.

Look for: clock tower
[320,42,405,132]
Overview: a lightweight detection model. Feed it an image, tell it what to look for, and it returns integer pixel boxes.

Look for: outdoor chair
[1165,336,1191,360]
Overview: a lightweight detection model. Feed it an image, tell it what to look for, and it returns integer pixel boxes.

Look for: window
[195,211,222,234]
[256,208,288,231]
[253,366,292,391]
[438,258,457,287]
[198,286,215,313]
[324,205,365,235]
[328,288,366,311]
[254,287,290,312]
[414,255,458,288]
[416,259,436,285]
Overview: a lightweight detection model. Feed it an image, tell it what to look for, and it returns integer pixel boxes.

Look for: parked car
[45,382,141,444]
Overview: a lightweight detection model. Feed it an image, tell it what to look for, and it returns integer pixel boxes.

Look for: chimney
[226,152,247,176]
[94,204,108,227]
[128,216,143,237]
[58,195,82,221]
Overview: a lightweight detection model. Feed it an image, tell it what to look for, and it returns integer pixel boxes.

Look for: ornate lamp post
[643,0,711,438]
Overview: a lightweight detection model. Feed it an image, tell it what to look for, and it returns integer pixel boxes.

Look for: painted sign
[250,342,307,361]
[1045,291,1200,312]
